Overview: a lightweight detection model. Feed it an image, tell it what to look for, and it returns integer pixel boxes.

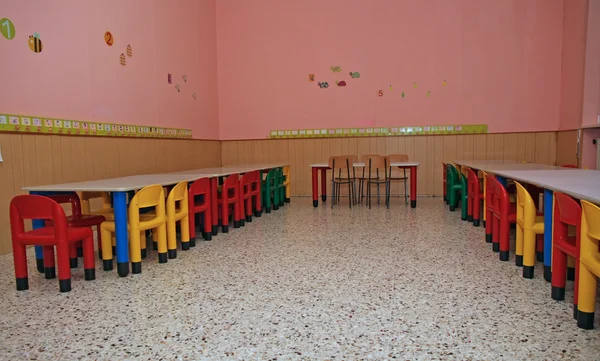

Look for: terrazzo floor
[1,197,599,360]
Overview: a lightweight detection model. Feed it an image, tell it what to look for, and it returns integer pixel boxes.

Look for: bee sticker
[104,31,113,46]
[389,85,393,92]
[335,80,346,87]
[182,74,187,83]
[377,90,384,97]
[119,53,126,66]
[1,18,16,40]
[443,80,447,87]
[175,84,181,92]
[192,92,197,100]
[349,72,360,79]
[413,82,418,89]
[126,44,132,57]
[330,66,341,72]
[317,81,329,89]
[426,90,431,97]
[168,73,172,84]
[28,33,42,53]
[308,74,315,82]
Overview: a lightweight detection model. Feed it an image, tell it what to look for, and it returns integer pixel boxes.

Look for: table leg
[543,188,553,282]
[113,191,129,277]
[312,168,319,207]
[320,168,327,202]
[410,166,417,208]
[496,175,507,187]
[210,177,219,235]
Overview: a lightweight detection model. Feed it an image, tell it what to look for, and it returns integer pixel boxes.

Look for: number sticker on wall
[104,31,113,46]
[1,18,15,40]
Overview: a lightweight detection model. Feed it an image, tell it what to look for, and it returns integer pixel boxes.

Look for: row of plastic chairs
[9,166,290,293]
[443,162,600,330]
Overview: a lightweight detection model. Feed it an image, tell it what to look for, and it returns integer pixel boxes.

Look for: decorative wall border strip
[269,124,487,138]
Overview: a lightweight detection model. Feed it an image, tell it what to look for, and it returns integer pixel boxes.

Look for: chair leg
[82,235,96,281]
[348,182,352,209]
[13,243,29,291]
[377,184,380,204]
[577,264,597,329]
[331,181,335,209]
[100,225,114,271]
[404,180,408,204]
[56,242,72,292]
[43,246,56,279]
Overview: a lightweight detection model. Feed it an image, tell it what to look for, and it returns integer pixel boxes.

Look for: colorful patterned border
[0,114,192,139]
[269,124,487,138]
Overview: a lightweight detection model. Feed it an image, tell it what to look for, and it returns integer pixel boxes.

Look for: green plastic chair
[277,167,286,208]
[446,164,468,220]
[262,168,279,213]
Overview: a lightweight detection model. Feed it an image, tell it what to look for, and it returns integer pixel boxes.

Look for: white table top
[310,161,419,168]
[488,169,600,204]
[23,164,288,192]
[455,161,564,172]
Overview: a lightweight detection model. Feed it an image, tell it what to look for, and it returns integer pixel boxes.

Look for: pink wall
[558,0,588,130]
[216,0,564,140]
[582,0,600,128]
[0,0,219,139]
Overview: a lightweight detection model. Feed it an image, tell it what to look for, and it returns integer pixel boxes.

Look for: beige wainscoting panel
[0,134,220,254]
[221,132,558,198]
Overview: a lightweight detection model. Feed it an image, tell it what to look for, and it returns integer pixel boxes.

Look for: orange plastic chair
[100,184,168,274]
[515,182,545,279]
[577,200,600,329]
[282,165,291,203]
[10,195,96,292]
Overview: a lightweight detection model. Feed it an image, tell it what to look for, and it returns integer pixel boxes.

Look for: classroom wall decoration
[330,66,341,72]
[126,44,132,57]
[0,114,192,139]
[269,124,488,138]
[104,31,113,46]
[308,74,315,82]
[119,53,126,66]
[168,73,172,84]
[1,18,15,40]
[349,72,360,79]
[28,34,42,53]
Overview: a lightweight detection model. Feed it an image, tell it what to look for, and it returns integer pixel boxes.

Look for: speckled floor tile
[1,198,599,360]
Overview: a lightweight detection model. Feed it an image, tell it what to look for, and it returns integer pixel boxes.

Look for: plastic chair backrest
[283,165,290,179]
[515,181,537,227]
[189,178,210,196]
[467,168,479,193]
[81,191,112,213]
[388,154,409,162]
[329,156,353,180]
[44,193,82,217]
[223,173,240,189]
[129,185,165,225]
[168,181,188,203]
[554,192,581,226]
[447,164,459,184]
[580,200,600,265]
[10,195,68,238]
[489,175,509,214]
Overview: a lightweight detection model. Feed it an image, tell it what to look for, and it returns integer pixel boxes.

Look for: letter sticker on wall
[1,18,15,40]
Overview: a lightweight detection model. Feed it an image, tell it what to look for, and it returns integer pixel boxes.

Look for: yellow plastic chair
[577,200,600,329]
[100,184,167,274]
[81,191,114,221]
[164,181,190,258]
[515,181,544,279]
[282,165,291,203]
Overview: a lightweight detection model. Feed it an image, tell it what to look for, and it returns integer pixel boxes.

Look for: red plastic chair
[218,174,241,233]
[43,193,105,263]
[487,175,516,261]
[561,164,578,168]
[10,195,96,292]
[466,168,483,226]
[551,192,581,319]
[239,171,262,226]
[188,178,212,242]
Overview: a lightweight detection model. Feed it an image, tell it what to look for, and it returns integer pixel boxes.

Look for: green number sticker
[1,18,15,40]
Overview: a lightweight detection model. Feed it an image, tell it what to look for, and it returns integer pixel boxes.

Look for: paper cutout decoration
[318,82,329,89]
[413,82,418,88]
[335,80,346,87]
[389,85,393,92]
[330,66,341,72]
[119,53,126,66]
[126,44,132,57]
[401,91,405,98]
[104,31,113,46]
[168,73,172,84]
[175,84,180,92]
[308,74,315,82]
[192,92,197,100]
[182,74,187,83]
[1,18,15,40]
[443,80,447,86]
[426,91,431,97]
[28,34,42,53]
[377,90,384,97]
[349,72,360,79]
